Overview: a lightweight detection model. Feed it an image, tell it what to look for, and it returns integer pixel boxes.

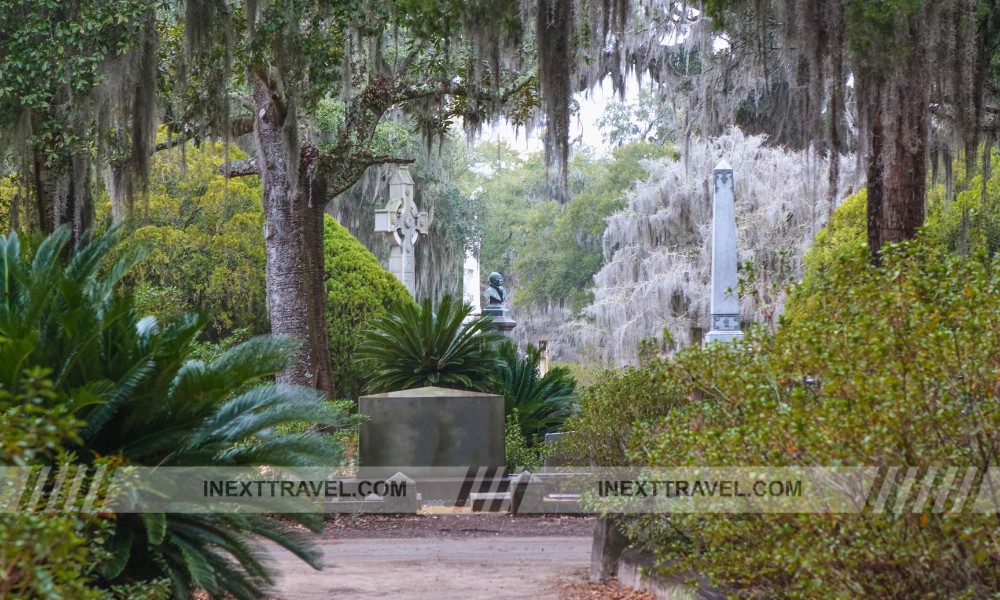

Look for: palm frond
[358,295,502,393]
[0,229,343,598]
[494,340,576,443]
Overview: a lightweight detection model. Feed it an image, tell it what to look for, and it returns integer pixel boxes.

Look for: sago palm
[494,340,576,443]
[357,295,502,393]
[0,227,342,599]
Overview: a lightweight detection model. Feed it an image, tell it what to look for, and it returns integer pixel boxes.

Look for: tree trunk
[33,147,93,247]
[866,89,885,261]
[865,76,929,264]
[253,74,336,397]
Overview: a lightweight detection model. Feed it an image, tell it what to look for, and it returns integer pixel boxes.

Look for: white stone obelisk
[705,160,744,343]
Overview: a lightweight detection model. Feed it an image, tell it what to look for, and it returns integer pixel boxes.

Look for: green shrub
[0,514,110,600]
[926,176,1000,257]
[788,153,1000,326]
[604,239,1000,598]
[552,361,607,388]
[0,370,107,599]
[561,360,687,466]
[357,295,501,393]
[493,340,576,444]
[0,227,343,599]
[118,141,268,340]
[323,216,415,399]
[504,412,543,472]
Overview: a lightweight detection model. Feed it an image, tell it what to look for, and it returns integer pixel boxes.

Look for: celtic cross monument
[374,166,429,296]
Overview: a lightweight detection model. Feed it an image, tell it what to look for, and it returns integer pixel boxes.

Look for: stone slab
[359,386,505,471]
[543,431,574,469]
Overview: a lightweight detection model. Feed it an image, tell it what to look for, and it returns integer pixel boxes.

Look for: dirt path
[267,515,595,599]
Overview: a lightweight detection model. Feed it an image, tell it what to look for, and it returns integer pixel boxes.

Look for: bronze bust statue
[484,271,505,305]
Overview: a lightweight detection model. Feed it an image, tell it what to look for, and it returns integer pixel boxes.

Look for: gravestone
[705,160,744,343]
[373,166,429,296]
[542,431,572,469]
[358,386,505,470]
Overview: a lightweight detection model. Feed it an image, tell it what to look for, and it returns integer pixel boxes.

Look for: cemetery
[2,1,1000,599]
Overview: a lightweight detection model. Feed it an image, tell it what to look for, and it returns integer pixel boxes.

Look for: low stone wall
[591,517,723,599]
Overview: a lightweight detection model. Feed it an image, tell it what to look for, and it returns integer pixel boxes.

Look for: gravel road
[266,515,595,599]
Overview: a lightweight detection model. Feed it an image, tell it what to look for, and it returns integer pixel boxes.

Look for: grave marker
[374,166,429,296]
[705,160,744,343]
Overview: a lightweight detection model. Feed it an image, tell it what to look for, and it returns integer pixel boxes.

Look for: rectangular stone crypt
[358,386,505,469]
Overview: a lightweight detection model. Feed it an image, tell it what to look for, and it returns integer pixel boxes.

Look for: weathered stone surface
[591,515,629,582]
[382,472,420,513]
[373,166,429,296]
[543,432,573,469]
[359,386,505,471]
[616,548,726,599]
[706,159,744,344]
[483,305,517,337]
[509,470,544,514]
[462,250,482,318]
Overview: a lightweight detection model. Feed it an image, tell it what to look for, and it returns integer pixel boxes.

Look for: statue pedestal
[483,305,516,337]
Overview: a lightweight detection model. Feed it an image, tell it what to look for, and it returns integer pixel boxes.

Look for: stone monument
[705,160,744,343]
[462,248,482,321]
[482,271,516,336]
[358,386,505,471]
[373,166,429,296]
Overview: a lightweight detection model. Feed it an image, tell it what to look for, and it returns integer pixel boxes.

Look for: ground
[265,514,653,599]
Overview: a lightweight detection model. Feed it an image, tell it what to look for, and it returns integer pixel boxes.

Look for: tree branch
[154,130,193,153]
[397,72,534,107]
[365,155,416,168]
[321,149,415,197]
[230,93,254,112]
[219,158,260,178]
[398,45,424,76]
[153,117,254,154]
[397,80,464,102]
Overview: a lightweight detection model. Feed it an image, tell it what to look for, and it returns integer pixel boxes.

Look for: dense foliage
[0,372,114,600]
[357,295,501,393]
[118,140,267,339]
[788,150,1000,325]
[614,240,1000,597]
[560,360,687,467]
[471,141,676,313]
[0,227,342,599]
[493,340,576,444]
[504,412,542,473]
[323,215,414,399]
[568,169,1000,594]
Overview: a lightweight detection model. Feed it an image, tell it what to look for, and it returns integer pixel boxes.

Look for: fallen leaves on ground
[560,579,656,600]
